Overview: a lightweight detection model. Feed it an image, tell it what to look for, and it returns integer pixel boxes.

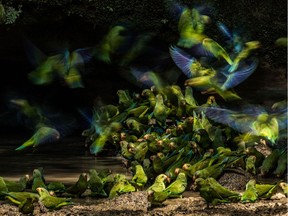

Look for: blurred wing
[221,59,258,90]
[198,107,255,134]
[186,44,214,58]
[130,67,155,88]
[169,45,196,78]
[73,47,94,64]
[23,38,47,66]
[217,21,232,40]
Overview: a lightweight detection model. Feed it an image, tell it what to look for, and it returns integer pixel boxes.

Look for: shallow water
[0,135,129,183]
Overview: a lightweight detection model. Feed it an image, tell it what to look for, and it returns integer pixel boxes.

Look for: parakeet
[198,105,287,146]
[4,175,29,192]
[131,165,148,188]
[255,182,278,199]
[108,179,136,199]
[202,38,233,65]
[0,177,8,194]
[147,174,168,193]
[47,182,66,193]
[169,45,213,78]
[15,126,60,151]
[229,41,260,72]
[37,187,73,210]
[241,179,258,203]
[89,122,122,155]
[88,169,107,197]
[31,169,46,192]
[177,6,208,48]
[195,177,240,206]
[94,25,127,63]
[153,94,169,126]
[273,149,287,177]
[162,172,187,198]
[245,155,257,175]
[66,173,88,197]
[19,197,35,214]
[259,149,282,176]
[3,191,39,205]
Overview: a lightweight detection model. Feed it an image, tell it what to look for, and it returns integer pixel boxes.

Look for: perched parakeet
[153,94,169,126]
[241,179,258,203]
[18,197,35,214]
[3,191,39,205]
[259,149,282,176]
[255,182,278,199]
[0,177,8,194]
[162,172,187,198]
[131,165,148,188]
[147,174,168,193]
[108,179,136,199]
[273,150,287,177]
[88,169,107,197]
[4,175,29,192]
[31,169,46,192]
[47,182,66,193]
[66,173,88,197]
[37,187,73,210]
[245,155,257,175]
[195,177,240,206]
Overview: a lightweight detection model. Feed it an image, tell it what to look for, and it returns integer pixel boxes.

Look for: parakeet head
[36,187,49,196]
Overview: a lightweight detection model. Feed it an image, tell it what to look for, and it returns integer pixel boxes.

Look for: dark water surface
[0,135,128,183]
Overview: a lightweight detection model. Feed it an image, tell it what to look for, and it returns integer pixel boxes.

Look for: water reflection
[0,136,128,183]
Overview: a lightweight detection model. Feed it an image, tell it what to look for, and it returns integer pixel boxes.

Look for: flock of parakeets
[2,2,287,214]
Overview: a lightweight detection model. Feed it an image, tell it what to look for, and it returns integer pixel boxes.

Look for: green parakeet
[3,191,39,205]
[88,169,107,197]
[153,94,169,127]
[37,187,73,210]
[47,182,66,193]
[259,149,282,176]
[16,126,60,151]
[131,165,148,188]
[19,197,35,214]
[32,169,46,192]
[255,182,278,199]
[147,174,168,193]
[0,177,8,194]
[95,25,127,63]
[273,150,287,177]
[195,177,240,207]
[4,175,29,192]
[245,155,257,175]
[162,172,187,198]
[202,38,232,65]
[109,179,136,199]
[241,179,258,203]
[66,173,88,197]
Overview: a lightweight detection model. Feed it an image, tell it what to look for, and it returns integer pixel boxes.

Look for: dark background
[0,0,286,137]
